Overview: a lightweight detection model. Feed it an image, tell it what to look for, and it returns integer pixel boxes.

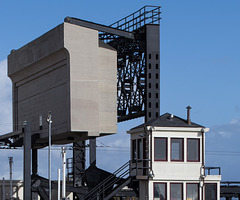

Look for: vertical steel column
[90,138,96,165]
[73,141,85,199]
[32,149,38,175]
[62,147,66,200]
[73,141,85,186]
[23,121,31,200]
[145,24,160,122]
[2,177,5,200]
[32,149,38,200]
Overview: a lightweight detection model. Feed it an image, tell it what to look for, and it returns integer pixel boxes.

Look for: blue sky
[0,0,240,181]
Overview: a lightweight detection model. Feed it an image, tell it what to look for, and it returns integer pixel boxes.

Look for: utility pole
[62,147,66,200]
[2,177,5,200]
[58,169,61,200]
[8,157,13,200]
[47,112,52,200]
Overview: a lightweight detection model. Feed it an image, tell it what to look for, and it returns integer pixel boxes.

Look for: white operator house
[128,112,221,200]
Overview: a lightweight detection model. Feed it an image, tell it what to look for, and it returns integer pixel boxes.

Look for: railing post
[129,160,132,177]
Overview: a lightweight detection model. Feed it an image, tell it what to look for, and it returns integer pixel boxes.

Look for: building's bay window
[205,183,217,200]
[154,137,167,161]
[171,138,184,161]
[187,139,200,162]
[154,183,166,200]
[187,183,199,200]
[170,183,183,200]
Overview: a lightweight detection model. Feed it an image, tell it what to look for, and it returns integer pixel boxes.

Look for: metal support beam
[145,24,160,122]
[64,17,135,40]
[23,121,31,200]
[2,177,5,200]
[73,141,85,187]
[72,141,85,199]
[89,138,96,165]
[32,149,38,175]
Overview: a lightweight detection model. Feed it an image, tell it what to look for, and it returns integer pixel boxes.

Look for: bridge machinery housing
[0,6,161,200]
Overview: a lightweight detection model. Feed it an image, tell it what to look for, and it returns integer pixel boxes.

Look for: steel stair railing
[110,5,161,32]
[84,161,131,200]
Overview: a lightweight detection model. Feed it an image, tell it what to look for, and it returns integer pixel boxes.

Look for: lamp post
[9,157,13,200]
[46,112,52,200]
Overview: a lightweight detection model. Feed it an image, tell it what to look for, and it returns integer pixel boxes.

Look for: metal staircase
[83,161,132,200]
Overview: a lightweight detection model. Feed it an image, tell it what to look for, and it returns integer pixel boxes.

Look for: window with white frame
[205,183,217,200]
[187,139,200,162]
[187,183,199,200]
[171,138,184,161]
[154,137,167,161]
[170,183,183,200]
[154,183,166,200]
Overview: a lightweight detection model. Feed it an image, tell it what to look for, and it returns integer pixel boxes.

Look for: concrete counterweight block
[8,22,117,146]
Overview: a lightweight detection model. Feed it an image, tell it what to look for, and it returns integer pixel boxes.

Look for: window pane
[205,184,217,200]
[154,138,167,161]
[138,139,143,159]
[170,183,182,200]
[187,184,199,200]
[171,139,183,161]
[154,183,166,200]
[132,140,137,160]
[188,139,200,161]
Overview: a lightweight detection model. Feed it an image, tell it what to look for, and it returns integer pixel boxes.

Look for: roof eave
[147,126,209,132]
[128,126,209,134]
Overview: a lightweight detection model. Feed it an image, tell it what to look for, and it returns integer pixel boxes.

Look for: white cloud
[217,131,229,137]
[206,118,240,180]
[0,59,17,179]
[230,118,240,125]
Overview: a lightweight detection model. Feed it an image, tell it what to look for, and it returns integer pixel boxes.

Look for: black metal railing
[110,5,161,32]
[205,167,221,175]
[221,181,240,187]
[130,159,151,177]
[84,161,131,200]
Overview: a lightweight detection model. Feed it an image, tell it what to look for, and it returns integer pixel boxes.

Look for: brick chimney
[186,106,192,125]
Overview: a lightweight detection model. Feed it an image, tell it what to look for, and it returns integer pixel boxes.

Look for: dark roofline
[64,17,135,39]
[130,113,205,130]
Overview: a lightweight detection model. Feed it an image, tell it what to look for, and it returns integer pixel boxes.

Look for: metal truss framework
[65,5,160,123]
[99,5,161,122]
